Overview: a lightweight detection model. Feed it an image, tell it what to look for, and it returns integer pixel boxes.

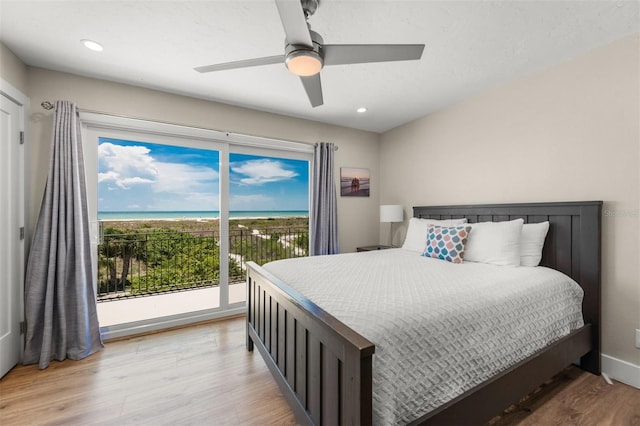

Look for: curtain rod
[40,101,338,151]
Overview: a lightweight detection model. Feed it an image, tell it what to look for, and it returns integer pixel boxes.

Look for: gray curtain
[310,142,339,255]
[23,101,103,369]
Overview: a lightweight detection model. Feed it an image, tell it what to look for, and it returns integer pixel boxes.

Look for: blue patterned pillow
[422,225,472,264]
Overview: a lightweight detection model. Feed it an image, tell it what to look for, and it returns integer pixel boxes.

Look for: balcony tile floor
[97,283,246,326]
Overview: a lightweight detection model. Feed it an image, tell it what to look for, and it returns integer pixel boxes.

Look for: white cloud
[98,142,218,197]
[98,171,118,183]
[98,143,158,188]
[231,159,297,185]
[99,171,154,189]
[98,143,158,189]
[154,161,218,193]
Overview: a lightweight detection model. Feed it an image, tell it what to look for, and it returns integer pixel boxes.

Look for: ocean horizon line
[98,210,309,221]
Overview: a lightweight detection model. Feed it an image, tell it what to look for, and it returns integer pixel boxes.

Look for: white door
[0,93,24,378]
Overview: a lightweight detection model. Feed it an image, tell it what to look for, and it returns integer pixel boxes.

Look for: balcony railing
[97,226,308,301]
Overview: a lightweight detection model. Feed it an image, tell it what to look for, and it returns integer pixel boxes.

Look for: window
[81,114,312,329]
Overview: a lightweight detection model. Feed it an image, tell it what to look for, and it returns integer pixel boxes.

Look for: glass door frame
[80,113,313,329]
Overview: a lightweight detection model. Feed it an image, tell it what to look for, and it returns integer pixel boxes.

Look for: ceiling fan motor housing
[285,29,324,76]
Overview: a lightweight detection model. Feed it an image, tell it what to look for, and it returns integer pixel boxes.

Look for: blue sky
[98,138,309,212]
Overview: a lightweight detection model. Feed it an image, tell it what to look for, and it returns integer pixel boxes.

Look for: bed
[245,201,602,425]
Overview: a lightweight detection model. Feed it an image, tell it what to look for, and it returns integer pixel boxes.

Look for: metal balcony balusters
[96,226,309,301]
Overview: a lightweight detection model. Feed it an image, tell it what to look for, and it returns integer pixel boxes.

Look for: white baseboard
[602,353,640,389]
[100,306,246,340]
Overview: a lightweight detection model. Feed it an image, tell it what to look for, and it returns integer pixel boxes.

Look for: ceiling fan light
[286,50,323,77]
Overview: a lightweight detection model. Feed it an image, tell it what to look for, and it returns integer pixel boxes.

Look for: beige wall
[0,43,28,94]
[380,34,640,367]
[22,67,380,254]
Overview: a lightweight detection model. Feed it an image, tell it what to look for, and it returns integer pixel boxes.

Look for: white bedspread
[262,248,584,425]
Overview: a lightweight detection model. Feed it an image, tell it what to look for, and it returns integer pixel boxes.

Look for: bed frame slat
[552,215,572,275]
[308,336,322,423]
[278,305,286,372]
[296,325,308,408]
[265,296,271,353]
[322,347,340,425]
[286,315,296,388]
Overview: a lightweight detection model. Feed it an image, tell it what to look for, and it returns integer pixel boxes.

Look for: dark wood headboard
[413,201,602,374]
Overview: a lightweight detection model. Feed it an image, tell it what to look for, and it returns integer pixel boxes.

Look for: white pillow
[520,221,550,267]
[402,217,468,252]
[464,218,524,266]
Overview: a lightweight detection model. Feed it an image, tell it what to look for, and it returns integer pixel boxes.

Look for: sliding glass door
[227,151,310,304]
[96,137,221,309]
[81,113,312,329]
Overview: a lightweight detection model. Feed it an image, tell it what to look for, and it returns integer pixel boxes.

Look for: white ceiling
[1,1,638,133]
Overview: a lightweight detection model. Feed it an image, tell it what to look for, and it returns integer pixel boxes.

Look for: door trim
[0,78,29,363]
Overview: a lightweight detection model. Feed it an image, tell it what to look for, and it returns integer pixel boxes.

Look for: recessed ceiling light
[356,107,367,113]
[81,39,103,52]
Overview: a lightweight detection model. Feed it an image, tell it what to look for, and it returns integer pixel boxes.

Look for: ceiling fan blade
[195,55,283,73]
[275,0,313,47]
[300,74,323,107]
[323,44,425,66]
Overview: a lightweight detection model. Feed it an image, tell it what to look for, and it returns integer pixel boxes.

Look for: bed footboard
[246,261,375,426]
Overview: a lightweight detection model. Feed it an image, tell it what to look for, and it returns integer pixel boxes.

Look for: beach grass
[99,216,309,233]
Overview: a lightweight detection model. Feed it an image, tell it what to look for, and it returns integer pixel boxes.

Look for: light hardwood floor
[1,316,638,425]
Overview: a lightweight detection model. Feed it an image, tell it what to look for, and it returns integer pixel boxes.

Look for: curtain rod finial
[315,142,338,151]
[41,101,54,110]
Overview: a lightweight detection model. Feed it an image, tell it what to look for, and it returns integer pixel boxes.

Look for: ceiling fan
[194,0,425,108]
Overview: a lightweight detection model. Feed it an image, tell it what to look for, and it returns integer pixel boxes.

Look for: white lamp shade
[380,205,403,223]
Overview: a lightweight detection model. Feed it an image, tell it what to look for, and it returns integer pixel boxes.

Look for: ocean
[98,210,309,221]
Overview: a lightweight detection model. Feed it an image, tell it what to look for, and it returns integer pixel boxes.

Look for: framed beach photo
[340,167,370,197]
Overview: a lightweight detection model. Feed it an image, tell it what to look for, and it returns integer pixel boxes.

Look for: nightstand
[356,245,394,252]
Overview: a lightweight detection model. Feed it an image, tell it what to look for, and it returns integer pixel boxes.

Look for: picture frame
[340,167,370,197]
